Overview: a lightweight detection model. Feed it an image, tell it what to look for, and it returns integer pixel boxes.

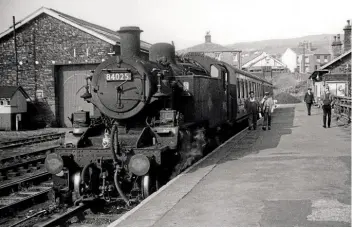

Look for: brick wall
[0,13,117,126]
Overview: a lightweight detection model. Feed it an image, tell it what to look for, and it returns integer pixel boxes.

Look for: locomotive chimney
[344,20,351,52]
[117,26,143,58]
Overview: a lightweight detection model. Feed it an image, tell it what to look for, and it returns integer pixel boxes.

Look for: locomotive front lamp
[45,153,64,175]
[128,154,150,176]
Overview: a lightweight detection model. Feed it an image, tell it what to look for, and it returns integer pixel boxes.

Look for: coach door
[218,64,230,120]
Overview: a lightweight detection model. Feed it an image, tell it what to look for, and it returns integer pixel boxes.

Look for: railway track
[3,123,249,227]
[0,160,53,217]
[0,132,64,150]
[0,132,65,226]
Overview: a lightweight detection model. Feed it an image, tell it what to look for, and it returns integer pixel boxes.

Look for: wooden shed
[0,86,30,131]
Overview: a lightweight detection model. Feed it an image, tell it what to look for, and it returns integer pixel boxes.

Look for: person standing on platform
[321,86,334,128]
[245,91,260,130]
[261,92,274,131]
[304,88,314,115]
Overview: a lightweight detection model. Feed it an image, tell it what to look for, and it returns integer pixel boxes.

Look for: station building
[309,20,351,98]
[0,7,151,127]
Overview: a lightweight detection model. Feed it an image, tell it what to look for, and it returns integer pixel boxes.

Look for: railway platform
[110,103,351,227]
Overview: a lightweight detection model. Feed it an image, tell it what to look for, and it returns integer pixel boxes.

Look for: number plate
[105,72,132,81]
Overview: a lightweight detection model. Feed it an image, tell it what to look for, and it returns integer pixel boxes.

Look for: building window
[0,100,3,105]
[315,65,318,70]
[316,55,320,59]
[214,52,221,60]
[305,56,309,63]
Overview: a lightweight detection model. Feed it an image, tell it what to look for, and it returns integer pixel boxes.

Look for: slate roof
[243,53,286,68]
[0,7,151,51]
[311,47,330,55]
[177,42,230,54]
[289,47,330,55]
[177,40,241,66]
[0,86,29,99]
[309,50,351,80]
[319,50,351,70]
[290,47,314,55]
[241,52,265,66]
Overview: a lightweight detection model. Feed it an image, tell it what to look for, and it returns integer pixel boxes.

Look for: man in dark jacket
[245,91,260,130]
[304,88,314,115]
[321,86,334,128]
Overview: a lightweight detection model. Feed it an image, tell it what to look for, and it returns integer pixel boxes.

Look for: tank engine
[45,26,273,207]
[45,27,212,206]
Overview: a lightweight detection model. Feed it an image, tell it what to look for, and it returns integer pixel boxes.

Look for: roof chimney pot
[344,20,351,52]
[205,31,211,43]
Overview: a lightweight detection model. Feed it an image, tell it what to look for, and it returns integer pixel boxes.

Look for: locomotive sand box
[44,26,273,207]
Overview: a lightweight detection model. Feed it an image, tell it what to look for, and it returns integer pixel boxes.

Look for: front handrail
[334,96,351,123]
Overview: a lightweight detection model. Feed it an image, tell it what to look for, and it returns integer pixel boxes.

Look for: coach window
[237,79,240,98]
[259,84,262,96]
[246,81,249,97]
[210,65,219,78]
[241,80,244,98]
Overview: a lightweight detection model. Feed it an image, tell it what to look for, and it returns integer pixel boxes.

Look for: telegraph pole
[13,16,19,85]
[301,41,306,74]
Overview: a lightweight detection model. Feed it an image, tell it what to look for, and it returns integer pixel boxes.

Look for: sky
[0,0,351,50]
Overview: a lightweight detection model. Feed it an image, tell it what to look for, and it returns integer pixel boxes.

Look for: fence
[334,96,351,123]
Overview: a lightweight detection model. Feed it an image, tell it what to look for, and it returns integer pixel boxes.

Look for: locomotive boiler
[45,26,273,206]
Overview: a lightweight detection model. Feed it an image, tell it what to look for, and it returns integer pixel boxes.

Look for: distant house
[177,32,241,67]
[0,86,29,130]
[282,44,331,73]
[242,52,287,73]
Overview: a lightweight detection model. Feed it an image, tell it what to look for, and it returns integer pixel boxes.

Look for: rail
[334,96,351,123]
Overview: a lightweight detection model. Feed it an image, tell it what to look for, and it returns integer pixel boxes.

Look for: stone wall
[0,13,117,126]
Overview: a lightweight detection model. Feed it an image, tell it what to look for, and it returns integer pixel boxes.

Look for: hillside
[226,34,341,55]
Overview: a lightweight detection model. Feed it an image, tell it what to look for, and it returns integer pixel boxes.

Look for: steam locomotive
[45,26,273,206]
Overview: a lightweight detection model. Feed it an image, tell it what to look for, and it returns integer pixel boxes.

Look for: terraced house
[282,42,331,74]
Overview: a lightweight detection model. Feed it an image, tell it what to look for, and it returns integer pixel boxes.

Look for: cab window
[210,65,219,78]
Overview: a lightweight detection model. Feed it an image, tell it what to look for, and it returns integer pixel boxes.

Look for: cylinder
[117,26,143,59]
[149,43,176,64]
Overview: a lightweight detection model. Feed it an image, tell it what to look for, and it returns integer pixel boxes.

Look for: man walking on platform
[261,92,274,131]
[321,86,334,128]
[245,91,260,130]
[304,88,314,115]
